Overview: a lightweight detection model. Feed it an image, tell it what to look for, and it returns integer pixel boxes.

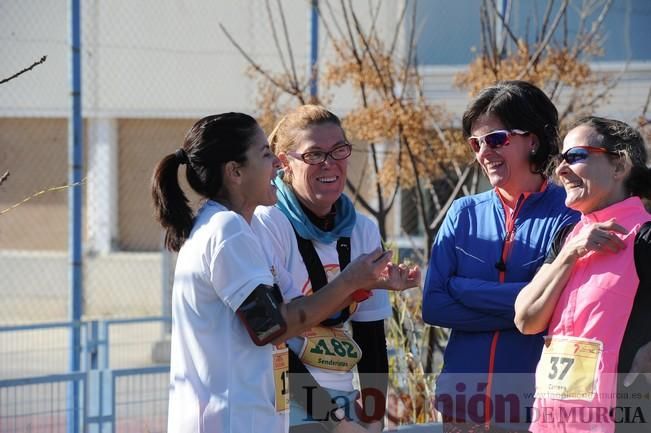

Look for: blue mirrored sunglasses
[557,146,618,165]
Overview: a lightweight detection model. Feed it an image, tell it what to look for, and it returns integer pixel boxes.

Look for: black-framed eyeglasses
[288,143,352,165]
[556,145,619,165]
[467,129,529,153]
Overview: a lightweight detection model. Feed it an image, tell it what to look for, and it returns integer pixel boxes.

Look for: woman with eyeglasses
[152,113,419,433]
[255,105,419,433]
[514,117,651,433]
[422,80,579,433]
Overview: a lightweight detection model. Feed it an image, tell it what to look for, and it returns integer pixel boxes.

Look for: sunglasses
[467,129,529,153]
[288,143,352,165]
[556,146,619,165]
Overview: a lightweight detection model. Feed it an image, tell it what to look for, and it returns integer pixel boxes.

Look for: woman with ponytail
[152,113,418,433]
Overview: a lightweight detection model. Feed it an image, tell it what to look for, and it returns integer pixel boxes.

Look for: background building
[1,0,649,323]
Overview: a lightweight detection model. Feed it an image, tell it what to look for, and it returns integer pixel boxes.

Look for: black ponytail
[151,113,259,251]
[151,153,194,252]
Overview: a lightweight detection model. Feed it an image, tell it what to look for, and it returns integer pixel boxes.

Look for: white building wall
[419,62,651,125]
[0,0,406,118]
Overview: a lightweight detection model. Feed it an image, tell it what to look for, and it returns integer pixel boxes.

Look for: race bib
[299,326,362,372]
[536,336,603,401]
[272,343,289,412]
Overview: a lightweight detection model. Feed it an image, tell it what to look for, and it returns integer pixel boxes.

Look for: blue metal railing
[0,317,171,433]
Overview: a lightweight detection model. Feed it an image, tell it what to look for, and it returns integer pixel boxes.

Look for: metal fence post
[86,369,114,433]
[67,0,83,432]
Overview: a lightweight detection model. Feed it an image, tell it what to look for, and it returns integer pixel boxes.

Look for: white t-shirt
[168,201,300,433]
[254,205,392,391]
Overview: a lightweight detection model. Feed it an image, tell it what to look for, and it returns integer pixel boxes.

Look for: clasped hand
[564,218,628,261]
[341,248,421,292]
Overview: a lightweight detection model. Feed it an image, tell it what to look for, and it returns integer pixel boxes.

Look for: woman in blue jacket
[422,80,579,433]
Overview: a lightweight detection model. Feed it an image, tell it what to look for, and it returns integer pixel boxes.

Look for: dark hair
[151,113,259,251]
[462,80,560,174]
[571,116,651,199]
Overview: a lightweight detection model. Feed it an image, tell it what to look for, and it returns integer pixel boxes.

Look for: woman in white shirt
[151,113,418,433]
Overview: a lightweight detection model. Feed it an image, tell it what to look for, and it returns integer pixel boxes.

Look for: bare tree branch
[364,0,384,46]
[642,87,651,119]
[265,0,292,78]
[0,171,9,187]
[389,0,409,57]
[340,0,361,60]
[275,0,301,94]
[346,178,377,218]
[321,0,347,44]
[517,0,569,80]
[398,1,418,101]
[429,165,472,230]
[573,0,612,57]
[539,0,555,45]
[559,72,621,121]
[490,0,518,53]
[0,56,47,85]
[219,23,301,98]
[1,178,86,216]
[349,6,394,98]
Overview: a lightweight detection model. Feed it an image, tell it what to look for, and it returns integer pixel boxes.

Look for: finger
[372,250,393,266]
[601,219,628,234]
[609,234,627,249]
[603,237,626,253]
[407,269,422,287]
[408,266,422,281]
[602,241,622,254]
[366,247,385,262]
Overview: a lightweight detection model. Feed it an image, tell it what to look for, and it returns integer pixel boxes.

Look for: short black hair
[462,80,559,173]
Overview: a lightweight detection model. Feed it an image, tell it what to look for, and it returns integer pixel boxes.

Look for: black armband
[236,284,287,346]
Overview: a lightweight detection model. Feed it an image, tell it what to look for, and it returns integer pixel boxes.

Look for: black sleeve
[633,221,651,286]
[616,222,651,433]
[352,320,388,423]
[543,223,577,264]
[618,221,651,374]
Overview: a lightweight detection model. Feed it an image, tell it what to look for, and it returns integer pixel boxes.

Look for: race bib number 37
[536,336,603,401]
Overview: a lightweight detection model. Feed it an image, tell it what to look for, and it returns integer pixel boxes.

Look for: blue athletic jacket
[422,182,579,427]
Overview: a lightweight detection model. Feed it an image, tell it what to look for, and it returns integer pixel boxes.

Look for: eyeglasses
[467,129,529,153]
[556,146,618,165]
[288,143,352,165]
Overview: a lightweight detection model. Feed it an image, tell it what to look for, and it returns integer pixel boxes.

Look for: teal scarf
[273,174,356,243]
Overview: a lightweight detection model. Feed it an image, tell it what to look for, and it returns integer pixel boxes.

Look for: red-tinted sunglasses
[467,129,529,153]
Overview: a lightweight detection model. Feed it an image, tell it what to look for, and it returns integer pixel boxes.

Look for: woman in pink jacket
[514,116,651,433]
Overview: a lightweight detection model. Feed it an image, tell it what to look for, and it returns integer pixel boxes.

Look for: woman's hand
[338,248,394,291]
[561,218,627,262]
[338,249,420,292]
[380,262,421,291]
